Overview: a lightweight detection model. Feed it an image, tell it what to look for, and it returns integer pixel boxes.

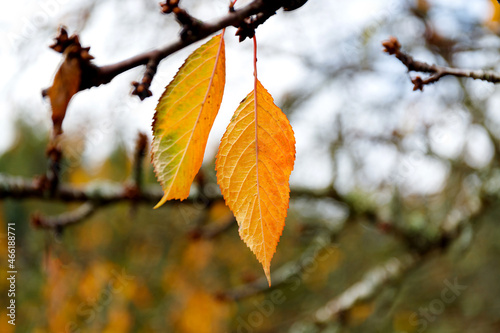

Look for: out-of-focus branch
[290,186,343,201]
[45,139,63,197]
[382,36,500,91]
[0,174,166,204]
[32,202,98,229]
[314,253,421,324]
[188,211,236,240]
[0,174,353,205]
[217,209,420,302]
[310,189,495,326]
[131,132,148,194]
[218,233,337,301]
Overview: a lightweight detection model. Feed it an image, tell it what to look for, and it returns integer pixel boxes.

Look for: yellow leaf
[216,80,295,286]
[152,34,226,207]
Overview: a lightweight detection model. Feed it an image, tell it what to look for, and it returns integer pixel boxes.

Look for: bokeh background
[2,0,500,332]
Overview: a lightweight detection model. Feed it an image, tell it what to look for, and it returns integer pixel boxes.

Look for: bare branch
[188,212,237,240]
[45,139,63,196]
[76,0,282,97]
[218,233,337,301]
[382,36,500,91]
[32,202,98,229]
[314,253,421,324]
[0,174,166,204]
[0,173,354,206]
[131,132,149,193]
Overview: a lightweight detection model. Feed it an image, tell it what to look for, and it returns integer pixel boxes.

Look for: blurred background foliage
[2,0,500,332]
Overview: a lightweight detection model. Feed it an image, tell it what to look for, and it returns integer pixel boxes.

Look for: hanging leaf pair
[151,33,296,286]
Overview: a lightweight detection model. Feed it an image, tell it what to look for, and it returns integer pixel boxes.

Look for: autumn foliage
[151,33,296,284]
[44,25,296,283]
[6,0,500,332]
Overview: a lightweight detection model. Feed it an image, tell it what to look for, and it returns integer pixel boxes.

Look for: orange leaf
[487,0,500,30]
[152,34,226,207]
[44,44,82,135]
[216,80,295,286]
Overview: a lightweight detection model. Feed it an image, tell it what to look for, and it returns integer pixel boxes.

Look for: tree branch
[311,189,495,326]
[32,202,98,229]
[382,36,500,91]
[131,132,148,195]
[0,173,353,206]
[217,233,338,301]
[188,211,237,240]
[314,253,421,324]
[0,174,166,204]
[77,0,282,99]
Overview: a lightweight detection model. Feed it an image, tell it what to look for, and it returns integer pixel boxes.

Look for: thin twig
[382,36,500,91]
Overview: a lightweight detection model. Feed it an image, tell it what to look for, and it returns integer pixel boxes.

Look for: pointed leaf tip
[152,34,226,206]
[216,79,296,286]
[264,265,272,287]
[153,193,169,209]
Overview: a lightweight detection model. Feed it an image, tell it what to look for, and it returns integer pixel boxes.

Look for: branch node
[235,7,278,42]
[412,76,424,91]
[382,36,401,55]
[131,58,157,100]
[160,0,179,14]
